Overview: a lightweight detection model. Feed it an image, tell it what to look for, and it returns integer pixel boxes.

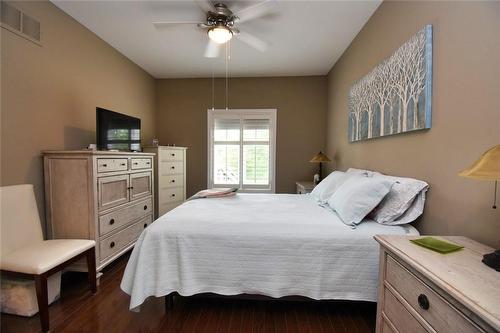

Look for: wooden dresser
[43,150,155,272]
[375,235,500,333]
[143,146,187,219]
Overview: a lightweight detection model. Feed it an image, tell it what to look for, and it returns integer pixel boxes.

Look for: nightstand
[296,181,316,194]
[374,235,500,333]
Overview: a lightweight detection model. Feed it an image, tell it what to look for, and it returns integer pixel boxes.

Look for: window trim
[207,109,277,193]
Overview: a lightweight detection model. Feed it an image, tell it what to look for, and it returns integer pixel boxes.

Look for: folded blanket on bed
[189,187,238,200]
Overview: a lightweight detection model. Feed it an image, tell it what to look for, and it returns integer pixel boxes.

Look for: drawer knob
[143,223,148,229]
[146,162,150,165]
[128,186,134,190]
[171,153,175,157]
[110,242,115,248]
[109,218,115,225]
[121,163,126,166]
[133,162,138,165]
[171,194,176,197]
[144,205,148,210]
[102,164,107,167]
[171,180,175,183]
[418,294,430,310]
[171,166,175,169]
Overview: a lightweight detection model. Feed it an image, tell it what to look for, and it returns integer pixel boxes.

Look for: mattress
[121,194,418,310]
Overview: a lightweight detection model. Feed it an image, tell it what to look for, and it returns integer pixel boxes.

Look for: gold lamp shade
[459,145,500,180]
[310,151,332,163]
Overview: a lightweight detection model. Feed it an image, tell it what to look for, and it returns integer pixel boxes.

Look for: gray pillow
[383,189,428,225]
[346,168,377,177]
[327,175,395,226]
[370,174,429,225]
[309,171,353,204]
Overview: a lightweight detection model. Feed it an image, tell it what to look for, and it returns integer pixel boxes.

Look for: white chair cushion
[0,240,95,275]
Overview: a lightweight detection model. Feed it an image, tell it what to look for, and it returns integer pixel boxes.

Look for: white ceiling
[52,0,381,78]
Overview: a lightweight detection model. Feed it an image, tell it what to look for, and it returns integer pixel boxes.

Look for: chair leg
[34,274,49,333]
[86,247,97,294]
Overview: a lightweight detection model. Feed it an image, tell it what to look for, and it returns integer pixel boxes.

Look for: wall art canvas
[348,25,432,142]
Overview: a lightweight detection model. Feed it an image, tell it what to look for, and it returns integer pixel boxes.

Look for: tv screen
[96,108,141,151]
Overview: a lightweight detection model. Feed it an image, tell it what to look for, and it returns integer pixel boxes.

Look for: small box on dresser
[43,150,155,273]
[143,146,187,219]
[374,235,500,333]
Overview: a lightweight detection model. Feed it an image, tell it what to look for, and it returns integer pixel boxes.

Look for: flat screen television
[96,107,141,151]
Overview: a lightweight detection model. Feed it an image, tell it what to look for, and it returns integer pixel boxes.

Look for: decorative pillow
[370,174,429,225]
[346,168,377,177]
[328,175,395,226]
[383,189,428,225]
[310,171,351,204]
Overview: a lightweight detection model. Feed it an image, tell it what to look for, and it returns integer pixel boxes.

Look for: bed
[120,193,418,310]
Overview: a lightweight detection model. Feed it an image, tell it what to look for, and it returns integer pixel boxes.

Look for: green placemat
[410,237,464,254]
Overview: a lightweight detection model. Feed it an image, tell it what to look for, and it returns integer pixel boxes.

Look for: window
[208,109,276,193]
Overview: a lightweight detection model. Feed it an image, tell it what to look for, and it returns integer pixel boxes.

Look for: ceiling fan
[153,0,278,58]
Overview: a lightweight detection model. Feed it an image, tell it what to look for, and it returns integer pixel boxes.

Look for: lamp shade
[459,144,500,180]
[310,151,331,163]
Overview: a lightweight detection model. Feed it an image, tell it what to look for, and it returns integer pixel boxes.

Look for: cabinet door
[130,172,152,201]
[98,174,130,211]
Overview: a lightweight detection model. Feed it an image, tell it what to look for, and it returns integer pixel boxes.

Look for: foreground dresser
[43,150,155,272]
[375,235,500,333]
[143,146,187,219]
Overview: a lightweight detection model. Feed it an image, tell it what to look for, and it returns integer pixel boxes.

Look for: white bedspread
[121,194,418,309]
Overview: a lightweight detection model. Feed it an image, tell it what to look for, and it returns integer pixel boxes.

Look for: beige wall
[1,1,156,230]
[156,77,327,196]
[326,1,500,248]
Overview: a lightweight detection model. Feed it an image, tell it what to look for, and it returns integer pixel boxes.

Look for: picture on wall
[348,25,432,142]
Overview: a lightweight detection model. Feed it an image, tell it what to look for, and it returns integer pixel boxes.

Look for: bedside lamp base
[482,249,500,272]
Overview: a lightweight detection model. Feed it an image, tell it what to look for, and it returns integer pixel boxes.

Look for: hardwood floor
[1,253,377,333]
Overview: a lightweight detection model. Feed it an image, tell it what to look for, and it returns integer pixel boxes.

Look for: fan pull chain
[225,40,230,110]
[211,60,215,111]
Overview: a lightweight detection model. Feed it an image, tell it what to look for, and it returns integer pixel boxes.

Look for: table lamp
[310,151,331,182]
[459,144,500,271]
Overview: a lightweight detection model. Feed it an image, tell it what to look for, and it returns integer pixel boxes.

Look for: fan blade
[236,31,268,52]
[153,21,202,28]
[204,40,221,58]
[234,0,278,23]
[195,0,215,13]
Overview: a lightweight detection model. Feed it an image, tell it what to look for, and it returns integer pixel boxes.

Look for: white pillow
[346,168,377,177]
[310,171,351,204]
[370,174,429,225]
[328,175,395,226]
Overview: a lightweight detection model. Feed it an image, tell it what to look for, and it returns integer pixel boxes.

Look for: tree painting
[348,25,432,142]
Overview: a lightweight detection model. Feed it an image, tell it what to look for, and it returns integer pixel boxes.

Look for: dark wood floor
[1,253,377,333]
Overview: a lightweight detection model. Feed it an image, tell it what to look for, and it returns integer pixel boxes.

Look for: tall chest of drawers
[375,235,500,333]
[143,146,187,219]
[43,150,155,272]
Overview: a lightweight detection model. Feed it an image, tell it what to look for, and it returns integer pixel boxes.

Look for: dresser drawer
[160,187,183,204]
[97,158,128,173]
[131,157,152,170]
[160,174,183,188]
[385,255,483,333]
[161,161,183,175]
[383,287,427,333]
[99,215,151,260]
[159,201,182,217]
[99,198,152,236]
[161,149,183,162]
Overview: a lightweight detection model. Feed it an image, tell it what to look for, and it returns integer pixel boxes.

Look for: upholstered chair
[0,184,97,333]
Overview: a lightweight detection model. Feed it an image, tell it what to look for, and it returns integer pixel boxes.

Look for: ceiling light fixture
[208,25,233,44]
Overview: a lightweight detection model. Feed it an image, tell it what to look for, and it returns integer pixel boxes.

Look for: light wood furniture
[0,184,97,333]
[43,150,155,273]
[295,181,316,194]
[143,146,187,218]
[375,235,500,333]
